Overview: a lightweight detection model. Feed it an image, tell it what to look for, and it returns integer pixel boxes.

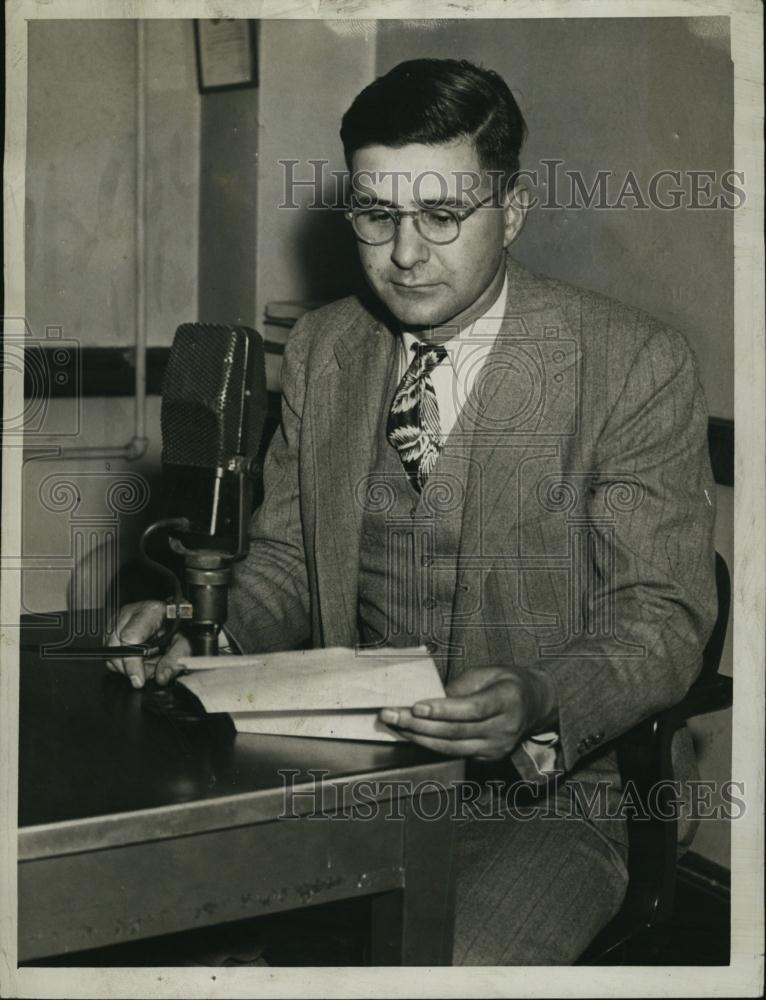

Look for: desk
[18,615,464,965]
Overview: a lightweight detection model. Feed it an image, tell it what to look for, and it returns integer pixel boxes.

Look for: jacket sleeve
[224,317,314,653]
[511,322,718,778]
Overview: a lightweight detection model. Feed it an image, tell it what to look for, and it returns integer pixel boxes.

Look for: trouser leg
[452,785,629,966]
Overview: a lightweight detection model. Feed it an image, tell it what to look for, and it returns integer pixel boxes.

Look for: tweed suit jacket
[226,255,718,794]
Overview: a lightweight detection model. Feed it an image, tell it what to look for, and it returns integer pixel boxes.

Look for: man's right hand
[105,601,191,689]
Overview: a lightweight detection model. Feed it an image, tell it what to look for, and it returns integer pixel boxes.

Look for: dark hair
[340,58,527,191]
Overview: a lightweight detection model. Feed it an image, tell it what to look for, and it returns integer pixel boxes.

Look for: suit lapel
[308,315,398,645]
[449,259,580,668]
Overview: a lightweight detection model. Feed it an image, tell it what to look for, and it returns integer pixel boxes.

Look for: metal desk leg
[369,788,458,966]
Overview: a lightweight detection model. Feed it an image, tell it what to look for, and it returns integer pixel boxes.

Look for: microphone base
[141,679,206,724]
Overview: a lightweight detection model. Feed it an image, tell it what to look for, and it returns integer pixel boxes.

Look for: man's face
[350,139,522,329]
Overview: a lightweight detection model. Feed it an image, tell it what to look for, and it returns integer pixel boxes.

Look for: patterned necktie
[387,341,448,492]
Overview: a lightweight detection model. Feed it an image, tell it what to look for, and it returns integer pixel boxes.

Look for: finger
[409,680,519,724]
[391,729,490,758]
[379,708,493,742]
[410,696,491,722]
[155,634,193,686]
[105,601,165,677]
[105,606,139,675]
[105,656,146,675]
[105,655,130,677]
[116,602,169,682]
[104,604,137,648]
[123,656,148,689]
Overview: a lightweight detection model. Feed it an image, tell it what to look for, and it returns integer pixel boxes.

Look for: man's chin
[382,289,456,330]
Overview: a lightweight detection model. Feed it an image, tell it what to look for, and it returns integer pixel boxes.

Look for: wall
[25,20,138,349]
[20,399,164,616]
[144,21,202,346]
[23,19,200,613]
[198,84,258,325]
[254,20,377,328]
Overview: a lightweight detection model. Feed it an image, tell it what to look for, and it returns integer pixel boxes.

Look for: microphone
[22,324,267,664]
[156,323,267,656]
[161,323,266,549]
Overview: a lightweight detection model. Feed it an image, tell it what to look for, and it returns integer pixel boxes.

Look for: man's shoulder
[297,293,374,330]
[283,293,380,367]
[508,256,647,328]
[507,256,696,364]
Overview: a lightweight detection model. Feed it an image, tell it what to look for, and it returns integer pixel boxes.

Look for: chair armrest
[667,674,732,728]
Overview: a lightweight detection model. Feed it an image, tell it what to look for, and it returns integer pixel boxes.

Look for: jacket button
[593,730,604,743]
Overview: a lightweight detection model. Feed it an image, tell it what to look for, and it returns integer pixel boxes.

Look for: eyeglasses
[345,193,498,246]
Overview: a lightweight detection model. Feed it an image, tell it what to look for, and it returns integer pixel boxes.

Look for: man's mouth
[391,281,440,291]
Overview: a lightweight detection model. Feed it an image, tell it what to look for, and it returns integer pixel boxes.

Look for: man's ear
[502,182,530,248]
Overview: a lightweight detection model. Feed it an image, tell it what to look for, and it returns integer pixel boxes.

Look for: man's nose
[390,216,430,269]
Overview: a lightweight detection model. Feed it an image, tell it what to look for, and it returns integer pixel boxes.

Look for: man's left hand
[378,666,557,761]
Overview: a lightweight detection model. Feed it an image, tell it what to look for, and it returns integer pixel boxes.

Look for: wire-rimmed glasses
[345,193,498,246]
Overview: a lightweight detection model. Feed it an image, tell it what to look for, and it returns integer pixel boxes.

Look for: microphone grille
[161,323,263,470]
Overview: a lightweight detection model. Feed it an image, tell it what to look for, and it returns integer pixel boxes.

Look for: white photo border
[2,1,763,997]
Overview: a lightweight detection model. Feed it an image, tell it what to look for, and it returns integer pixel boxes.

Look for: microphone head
[161,323,266,469]
[160,324,267,549]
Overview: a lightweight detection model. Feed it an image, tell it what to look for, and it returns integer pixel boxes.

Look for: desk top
[19,615,459,859]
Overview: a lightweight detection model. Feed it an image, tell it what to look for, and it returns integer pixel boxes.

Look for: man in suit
[107,58,718,963]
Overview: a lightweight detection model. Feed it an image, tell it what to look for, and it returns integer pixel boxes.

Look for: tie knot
[411,341,447,372]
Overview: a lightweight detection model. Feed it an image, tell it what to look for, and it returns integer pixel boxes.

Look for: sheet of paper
[230,709,402,741]
[176,646,445,742]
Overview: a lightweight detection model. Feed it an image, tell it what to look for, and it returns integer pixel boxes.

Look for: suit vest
[357,345,478,682]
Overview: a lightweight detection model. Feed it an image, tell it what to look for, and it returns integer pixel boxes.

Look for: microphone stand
[23,462,257,664]
[166,455,256,658]
[140,456,258,722]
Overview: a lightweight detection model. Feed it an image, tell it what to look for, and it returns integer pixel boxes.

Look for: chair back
[699,552,731,681]
[578,551,732,962]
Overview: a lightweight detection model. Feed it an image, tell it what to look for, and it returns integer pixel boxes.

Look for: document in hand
[175,646,445,741]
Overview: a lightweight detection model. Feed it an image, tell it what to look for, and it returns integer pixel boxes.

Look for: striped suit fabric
[226,254,717,962]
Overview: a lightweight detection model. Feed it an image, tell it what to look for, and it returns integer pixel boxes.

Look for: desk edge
[19,758,465,861]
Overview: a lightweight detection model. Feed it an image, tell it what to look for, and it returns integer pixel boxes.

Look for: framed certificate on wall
[194,19,258,93]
